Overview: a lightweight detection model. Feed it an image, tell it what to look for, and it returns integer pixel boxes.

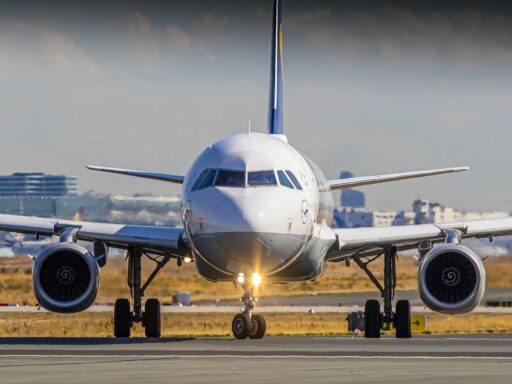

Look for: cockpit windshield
[191,169,302,190]
[248,171,277,187]
[215,170,245,187]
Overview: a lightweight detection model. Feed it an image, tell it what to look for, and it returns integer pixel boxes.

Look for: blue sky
[1,0,512,211]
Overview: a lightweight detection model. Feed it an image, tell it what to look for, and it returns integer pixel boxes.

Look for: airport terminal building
[0,173,77,197]
[0,173,77,217]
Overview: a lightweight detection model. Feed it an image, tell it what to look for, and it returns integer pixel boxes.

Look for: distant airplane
[2,237,56,257]
[0,0,511,339]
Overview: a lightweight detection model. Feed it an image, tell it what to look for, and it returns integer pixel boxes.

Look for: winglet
[86,165,185,184]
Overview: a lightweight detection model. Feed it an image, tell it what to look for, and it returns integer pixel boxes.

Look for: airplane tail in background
[267,0,284,135]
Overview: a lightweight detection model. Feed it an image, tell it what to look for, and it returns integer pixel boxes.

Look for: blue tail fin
[267,0,284,135]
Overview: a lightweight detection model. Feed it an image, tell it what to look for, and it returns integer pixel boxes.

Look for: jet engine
[418,244,485,314]
[32,243,99,313]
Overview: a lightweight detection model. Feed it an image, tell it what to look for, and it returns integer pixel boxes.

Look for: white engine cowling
[418,244,485,314]
[32,243,99,313]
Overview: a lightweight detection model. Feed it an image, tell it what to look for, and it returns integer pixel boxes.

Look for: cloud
[104,10,160,71]
[0,19,99,79]
[286,6,512,72]
[164,24,192,50]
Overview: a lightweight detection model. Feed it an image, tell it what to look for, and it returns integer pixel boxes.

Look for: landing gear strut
[353,246,412,339]
[113,246,171,338]
[232,283,266,339]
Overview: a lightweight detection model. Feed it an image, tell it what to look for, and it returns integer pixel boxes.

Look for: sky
[1,0,512,212]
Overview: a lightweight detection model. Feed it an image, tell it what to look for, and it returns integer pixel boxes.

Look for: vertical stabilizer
[267,0,284,135]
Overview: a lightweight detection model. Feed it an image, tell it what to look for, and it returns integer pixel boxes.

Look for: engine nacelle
[32,243,99,313]
[418,244,485,314]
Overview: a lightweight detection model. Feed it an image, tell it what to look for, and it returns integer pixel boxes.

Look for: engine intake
[33,243,99,313]
[418,244,485,314]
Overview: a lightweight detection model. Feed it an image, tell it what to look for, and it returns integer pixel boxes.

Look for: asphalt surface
[1,335,512,383]
[199,287,512,307]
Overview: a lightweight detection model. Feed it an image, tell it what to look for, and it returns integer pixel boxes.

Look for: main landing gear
[114,247,171,338]
[232,283,267,339]
[353,246,412,339]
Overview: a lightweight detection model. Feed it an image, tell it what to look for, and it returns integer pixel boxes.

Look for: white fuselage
[182,133,335,283]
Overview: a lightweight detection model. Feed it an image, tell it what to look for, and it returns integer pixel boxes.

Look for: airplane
[0,0,511,339]
[2,236,57,257]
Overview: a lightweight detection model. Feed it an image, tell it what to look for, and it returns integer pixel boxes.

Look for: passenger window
[277,170,294,189]
[215,170,245,187]
[192,170,209,191]
[197,169,216,190]
[248,171,277,187]
[285,171,303,190]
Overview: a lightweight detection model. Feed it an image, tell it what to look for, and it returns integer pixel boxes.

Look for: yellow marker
[389,315,427,333]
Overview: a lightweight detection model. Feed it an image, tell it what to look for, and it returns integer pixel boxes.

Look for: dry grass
[1,312,512,337]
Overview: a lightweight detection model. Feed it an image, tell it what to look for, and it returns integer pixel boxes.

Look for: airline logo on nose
[301,200,310,224]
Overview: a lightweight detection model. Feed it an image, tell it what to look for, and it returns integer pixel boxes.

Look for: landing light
[251,272,262,287]
[236,273,245,285]
[183,256,192,263]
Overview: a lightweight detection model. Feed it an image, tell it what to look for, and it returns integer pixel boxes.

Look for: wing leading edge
[0,214,185,253]
[328,167,469,190]
[328,217,512,261]
[87,165,185,184]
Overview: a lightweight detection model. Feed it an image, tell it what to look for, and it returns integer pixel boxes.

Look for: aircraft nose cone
[242,197,279,232]
[212,197,278,233]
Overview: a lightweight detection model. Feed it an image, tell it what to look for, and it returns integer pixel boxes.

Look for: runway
[1,335,512,383]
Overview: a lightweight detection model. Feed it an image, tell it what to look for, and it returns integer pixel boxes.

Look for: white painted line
[0,354,511,360]
[315,336,512,342]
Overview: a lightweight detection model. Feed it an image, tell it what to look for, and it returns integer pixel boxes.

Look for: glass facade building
[0,173,77,197]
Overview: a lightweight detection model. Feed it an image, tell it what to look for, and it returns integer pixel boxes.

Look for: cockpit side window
[215,170,245,187]
[285,171,303,190]
[197,169,216,189]
[248,171,277,187]
[192,169,216,191]
[277,170,294,189]
[191,170,209,191]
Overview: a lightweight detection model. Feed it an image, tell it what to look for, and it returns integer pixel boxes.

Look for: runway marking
[1,354,512,360]
[315,337,512,342]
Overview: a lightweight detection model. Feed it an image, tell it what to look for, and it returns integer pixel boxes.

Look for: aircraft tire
[232,313,251,339]
[144,298,161,338]
[114,298,132,338]
[364,299,381,338]
[249,314,266,339]
[395,300,412,339]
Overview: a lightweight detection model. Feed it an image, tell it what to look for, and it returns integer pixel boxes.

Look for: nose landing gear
[232,282,267,339]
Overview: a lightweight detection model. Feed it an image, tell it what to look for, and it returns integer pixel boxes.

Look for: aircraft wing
[0,214,186,254]
[327,217,512,261]
[328,167,469,190]
[86,165,185,184]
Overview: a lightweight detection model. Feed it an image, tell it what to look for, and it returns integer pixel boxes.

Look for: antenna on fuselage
[248,118,252,134]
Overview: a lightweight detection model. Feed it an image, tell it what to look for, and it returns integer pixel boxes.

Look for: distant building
[412,199,459,224]
[334,208,400,228]
[0,173,77,197]
[339,171,365,208]
[334,198,510,229]
[0,172,77,217]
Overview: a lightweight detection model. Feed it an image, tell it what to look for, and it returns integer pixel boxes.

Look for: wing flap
[328,167,469,190]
